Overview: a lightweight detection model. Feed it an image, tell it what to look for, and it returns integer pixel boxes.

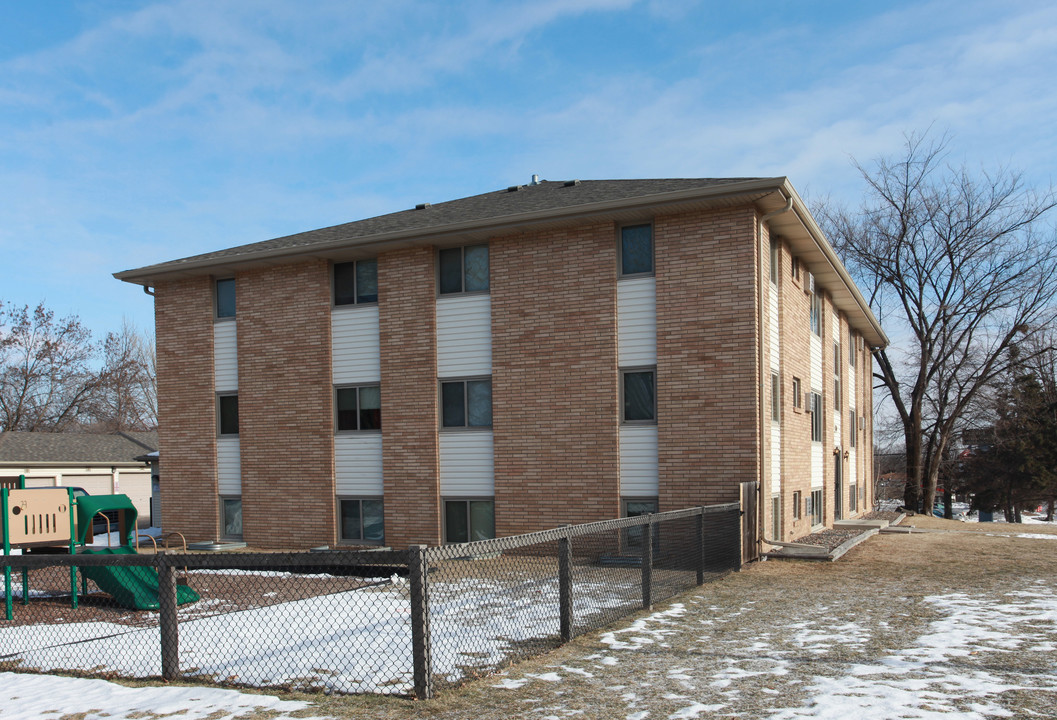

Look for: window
[809,392,823,442]
[849,484,857,513]
[441,378,492,428]
[623,498,658,551]
[810,489,823,526]
[849,409,857,447]
[333,259,378,305]
[771,495,780,540]
[439,245,489,294]
[621,369,656,423]
[810,290,822,336]
[791,256,801,281]
[444,499,495,543]
[619,224,653,276]
[769,242,779,284]
[792,377,802,411]
[849,333,857,366]
[771,372,780,423]
[792,491,802,520]
[221,496,242,539]
[834,343,842,410]
[336,385,381,431]
[218,394,239,436]
[215,278,235,319]
[339,498,384,544]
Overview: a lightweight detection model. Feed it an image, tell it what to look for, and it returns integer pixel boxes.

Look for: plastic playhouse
[1,475,199,620]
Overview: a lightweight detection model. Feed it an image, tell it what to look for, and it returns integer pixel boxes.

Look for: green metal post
[68,487,77,610]
[3,488,12,621]
[17,475,25,489]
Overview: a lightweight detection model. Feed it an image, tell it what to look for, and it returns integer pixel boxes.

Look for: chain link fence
[1,503,741,698]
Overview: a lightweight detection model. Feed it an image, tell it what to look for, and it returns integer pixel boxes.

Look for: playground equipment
[1,476,199,619]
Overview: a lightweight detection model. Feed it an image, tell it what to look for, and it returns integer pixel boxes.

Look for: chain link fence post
[696,508,705,585]
[408,545,433,700]
[157,553,180,681]
[558,526,573,642]
[641,514,654,610]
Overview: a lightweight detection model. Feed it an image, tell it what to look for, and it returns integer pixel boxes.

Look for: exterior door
[834,452,843,521]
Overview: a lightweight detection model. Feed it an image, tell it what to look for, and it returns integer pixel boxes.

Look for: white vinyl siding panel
[335,434,384,495]
[217,437,241,494]
[214,321,238,392]
[439,432,494,496]
[810,335,822,391]
[617,277,657,366]
[620,424,658,497]
[332,305,381,384]
[770,424,781,494]
[437,295,491,377]
[768,288,780,370]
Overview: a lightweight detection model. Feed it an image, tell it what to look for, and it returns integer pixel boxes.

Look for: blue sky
[1,0,1055,340]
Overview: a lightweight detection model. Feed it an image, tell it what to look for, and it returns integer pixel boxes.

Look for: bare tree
[819,131,1057,513]
[94,320,157,431]
[0,301,104,431]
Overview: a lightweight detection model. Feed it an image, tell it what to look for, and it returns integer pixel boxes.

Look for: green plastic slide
[80,547,200,610]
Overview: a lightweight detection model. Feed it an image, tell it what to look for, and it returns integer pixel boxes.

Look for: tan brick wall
[492,223,620,534]
[656,208,761,510]
[777,240,815,540]
[236,261,334,548]
[154,276,218,542]
[379,247,440,547]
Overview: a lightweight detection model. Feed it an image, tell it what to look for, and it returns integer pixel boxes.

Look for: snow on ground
[0,671,324,720]
[487,574,1057,719]
[763,584,1057,719]
[0,572,632,695]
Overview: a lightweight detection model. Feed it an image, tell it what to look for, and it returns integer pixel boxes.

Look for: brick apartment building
[115,177,887,550]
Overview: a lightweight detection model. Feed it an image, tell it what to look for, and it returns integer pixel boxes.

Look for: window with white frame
[849,409,857,447]
[769,242,779,285]
[810,392,823,442]
[623,498,658,551]
[810,489,823,526]
[771,495,780,540]
[441,378,492,428]
[333,259,378,305]
[834,342,842,410]
[792,490,802,520]
[792,377,802,411]
[439,245,489,294]
[810,290,822,336]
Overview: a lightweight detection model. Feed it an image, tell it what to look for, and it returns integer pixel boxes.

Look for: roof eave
[114,177,791,285]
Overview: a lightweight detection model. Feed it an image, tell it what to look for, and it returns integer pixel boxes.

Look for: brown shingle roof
[115,178,764,279]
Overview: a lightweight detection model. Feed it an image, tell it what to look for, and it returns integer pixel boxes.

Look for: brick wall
[656,208,761,510]
[491,223,620,534]
[777,240,814,540]
[379,247,441,548]
[154,276,218,542]
[236,260,334,548]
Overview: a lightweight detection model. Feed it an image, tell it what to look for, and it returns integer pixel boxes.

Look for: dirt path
[292,518,1057,719]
